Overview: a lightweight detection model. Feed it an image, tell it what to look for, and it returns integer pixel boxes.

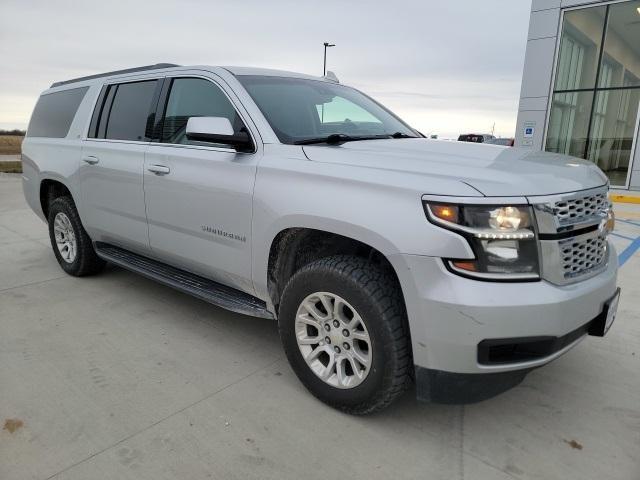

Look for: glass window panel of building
[601,1,640,88]
[553,6,607,91]
[547,91,594,158]
[546,0,640,187]
[587,88,640,186]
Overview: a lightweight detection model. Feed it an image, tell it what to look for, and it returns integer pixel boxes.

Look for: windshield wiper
[390,132,417,139]
[294,133,392,145]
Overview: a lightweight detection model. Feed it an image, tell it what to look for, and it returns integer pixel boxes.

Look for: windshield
[237,75,419,144]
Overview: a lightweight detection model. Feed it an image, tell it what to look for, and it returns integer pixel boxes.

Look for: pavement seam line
[0,275,68,294]
[461,449,521,480]
[458,405,465,480]
[610,232,635,241]
[44,356,284,480]
[0,216,46,242]
[617,219,640,228]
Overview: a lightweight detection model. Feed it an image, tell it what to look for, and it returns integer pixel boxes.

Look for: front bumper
[388,242,618,378]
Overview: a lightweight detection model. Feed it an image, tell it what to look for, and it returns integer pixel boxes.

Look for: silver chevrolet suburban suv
[22,63,620,414]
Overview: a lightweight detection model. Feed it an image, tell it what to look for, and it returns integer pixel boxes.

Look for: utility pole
[323,42,335,76]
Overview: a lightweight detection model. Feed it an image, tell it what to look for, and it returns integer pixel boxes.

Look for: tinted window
[458,135,484,143]
[95,85,117,139]
[161,78,242,145]
[27,87,89,138]
[105,80,157,141]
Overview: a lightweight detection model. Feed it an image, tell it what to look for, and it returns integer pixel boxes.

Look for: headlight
[424,201,539,281]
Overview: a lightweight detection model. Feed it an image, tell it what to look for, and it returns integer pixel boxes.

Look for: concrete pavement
[1,173,639,480]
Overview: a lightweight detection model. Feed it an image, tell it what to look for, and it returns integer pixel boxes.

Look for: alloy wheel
[53,212,77,263]
[295,292,372,389]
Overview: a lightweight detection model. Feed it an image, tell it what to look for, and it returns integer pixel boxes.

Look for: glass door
[545,0,640,188]
[626,99,640,188]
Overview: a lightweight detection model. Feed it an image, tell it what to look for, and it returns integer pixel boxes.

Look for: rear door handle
[82,155,99,165]
[148,164,171,175]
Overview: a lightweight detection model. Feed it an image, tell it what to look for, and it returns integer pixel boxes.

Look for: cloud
[0,0,531,137]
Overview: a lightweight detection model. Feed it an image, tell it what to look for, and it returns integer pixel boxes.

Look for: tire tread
[280,254,412,414]
[48,196,105,276]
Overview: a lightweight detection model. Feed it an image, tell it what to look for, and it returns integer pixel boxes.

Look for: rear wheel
[48,196,105,276]
[279,255,411,414]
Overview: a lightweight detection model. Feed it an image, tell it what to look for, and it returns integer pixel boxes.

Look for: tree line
[0,129,26,136]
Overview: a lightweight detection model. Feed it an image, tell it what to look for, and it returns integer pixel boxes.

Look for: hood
[302,138,608,197]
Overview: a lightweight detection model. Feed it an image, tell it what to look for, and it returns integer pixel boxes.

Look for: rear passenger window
[161,78,243,145]
[104,80,158,141]
[27,87,89,138]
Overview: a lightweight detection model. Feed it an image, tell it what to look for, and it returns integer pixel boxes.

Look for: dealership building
[516,0,640,190]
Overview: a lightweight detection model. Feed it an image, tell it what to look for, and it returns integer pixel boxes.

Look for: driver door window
[161,78,244,148]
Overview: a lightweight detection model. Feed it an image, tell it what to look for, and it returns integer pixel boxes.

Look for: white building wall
[515,0,640,190]
[515,1,562,151]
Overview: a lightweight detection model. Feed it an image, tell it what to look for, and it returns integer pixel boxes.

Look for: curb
[610,194,640,204]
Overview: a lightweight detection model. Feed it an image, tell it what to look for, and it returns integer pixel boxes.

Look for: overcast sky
[0,0,532,138]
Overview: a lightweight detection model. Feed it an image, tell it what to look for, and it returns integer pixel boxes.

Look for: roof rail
[50,63,180,88]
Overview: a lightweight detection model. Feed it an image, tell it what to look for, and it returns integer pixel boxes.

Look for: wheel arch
[40,177,74,221]
[265,226,404,316]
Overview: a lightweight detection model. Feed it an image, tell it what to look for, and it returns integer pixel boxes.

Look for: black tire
[48,196,105,276]
[279,255,411,414]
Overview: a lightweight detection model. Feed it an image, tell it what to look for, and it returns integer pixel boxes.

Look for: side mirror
[185,117,254,152]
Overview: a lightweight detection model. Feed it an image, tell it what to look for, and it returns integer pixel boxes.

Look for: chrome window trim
[82,70,262,155]
[83,138,151,146]
[83,137,239,155]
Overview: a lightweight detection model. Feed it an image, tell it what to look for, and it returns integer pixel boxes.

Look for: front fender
[250,148,477,302]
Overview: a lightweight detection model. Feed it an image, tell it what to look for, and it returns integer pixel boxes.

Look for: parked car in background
[486,137,515,147]
[22,64,620,414]
[458,133,495,143]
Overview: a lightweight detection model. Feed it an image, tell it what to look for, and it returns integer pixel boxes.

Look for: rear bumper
[388,242,618,377]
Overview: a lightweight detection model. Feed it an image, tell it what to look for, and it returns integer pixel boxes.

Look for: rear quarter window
[26,86,89,138]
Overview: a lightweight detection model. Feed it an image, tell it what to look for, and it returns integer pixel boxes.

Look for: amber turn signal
[450,260,478,272]
[429,204,459,224]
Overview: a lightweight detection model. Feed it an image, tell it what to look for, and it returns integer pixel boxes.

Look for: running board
[95,243,273,319]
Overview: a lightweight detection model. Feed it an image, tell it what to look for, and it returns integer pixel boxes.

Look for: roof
[50,63,180,88]
[49,64,330,90]
[221,66,326,82]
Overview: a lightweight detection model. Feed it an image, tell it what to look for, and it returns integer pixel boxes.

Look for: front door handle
[148,164,171,175]
[82,155,99,165]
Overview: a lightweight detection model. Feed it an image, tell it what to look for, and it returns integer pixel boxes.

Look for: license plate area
[588,288,621,337]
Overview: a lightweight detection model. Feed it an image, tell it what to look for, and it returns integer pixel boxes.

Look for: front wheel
[279,255,411,414]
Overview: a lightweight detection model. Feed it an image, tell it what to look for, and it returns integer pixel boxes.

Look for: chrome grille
[560,235,608,278]
[529,186,611,285]
[553,192,608,226]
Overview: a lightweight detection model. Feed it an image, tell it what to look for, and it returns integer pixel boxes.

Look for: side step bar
[95,243,273,319]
